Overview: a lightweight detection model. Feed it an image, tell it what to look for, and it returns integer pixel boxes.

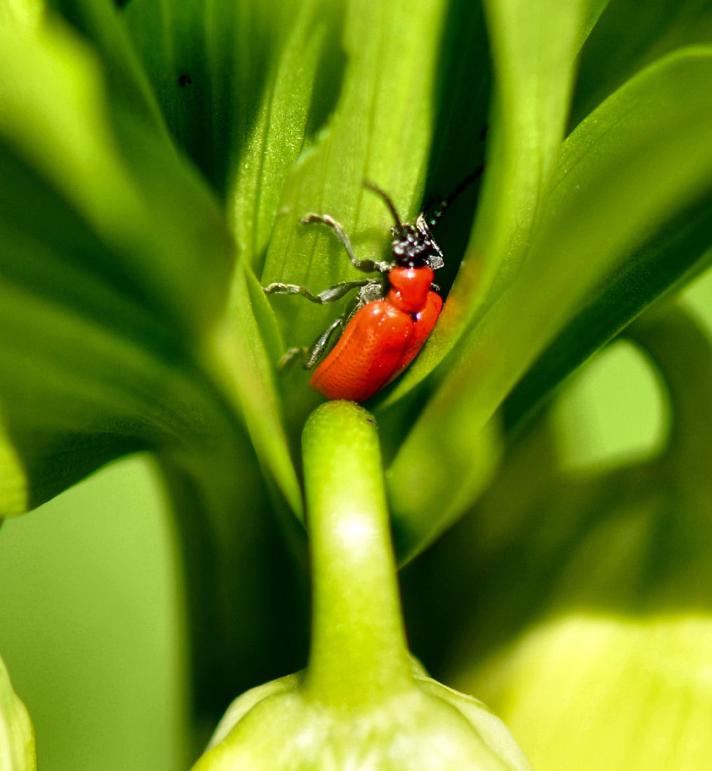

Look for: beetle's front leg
[264,279,372,304]
[301,214,391,274]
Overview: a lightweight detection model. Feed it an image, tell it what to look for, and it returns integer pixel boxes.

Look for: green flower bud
[0,655,36,771]
[193,664,530,770]
[193,403,531,771]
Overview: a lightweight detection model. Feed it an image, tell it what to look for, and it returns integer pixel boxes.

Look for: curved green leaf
[228,0,344,270]
[251,0,454,443]
[260,0,449,377]
[0,17,257,515]
[442,308,712,771]
[573,0,712,124]
[0,19,232,337]
[207,263,303,517]
[158,439,306,729]
[384,0,606,404]
[47,0,167,134]
[0,424,138,518]
[388,48,712,556]
[121,0,301,198]
[504,197,712,431]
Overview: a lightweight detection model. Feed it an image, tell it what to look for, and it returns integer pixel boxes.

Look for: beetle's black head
[391,215,444,270]
[364,180,445,270]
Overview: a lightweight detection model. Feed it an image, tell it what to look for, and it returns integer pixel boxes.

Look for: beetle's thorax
[386,266,434,314]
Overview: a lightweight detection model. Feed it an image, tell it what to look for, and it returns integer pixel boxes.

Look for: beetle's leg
[264,279,372,304]
[278,346,308,369]
[303,315,345,370]
[301,213,391,274]
[301,278,384,369]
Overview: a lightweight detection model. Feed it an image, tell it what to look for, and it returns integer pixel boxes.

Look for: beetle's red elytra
[311,281,443,402]
[264,173,481,402]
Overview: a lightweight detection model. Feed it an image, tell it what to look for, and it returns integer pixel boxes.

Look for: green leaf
[0,20,233,336]
[388,404,503,565]
[504,196,712,431]
[260,0,450,406]
[47,0,168,134]
[0,655,36,771]
[208,264,303,517]
[388,48,712,556]
[227,0,345,270]
[437,308,712,771]
[121,0,302,197]
[0,17,256,515]
[122,1,330,513]
[158,439,306,732]
[0,133,231,442]
[385,0,606,404]
[0,423,138,518]
[573,0,712,124]
[0,425,27,518]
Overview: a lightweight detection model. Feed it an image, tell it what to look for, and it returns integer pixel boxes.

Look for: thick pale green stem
[302,401,412,706]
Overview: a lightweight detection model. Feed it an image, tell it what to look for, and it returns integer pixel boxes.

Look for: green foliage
[0,655,35,771]
[1,0,712,769]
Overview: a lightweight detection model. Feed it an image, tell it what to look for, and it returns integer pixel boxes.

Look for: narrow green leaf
[384,0,605,404]
[47,0,168,134]
[0,655,36,771]
[121,0,296,196]
[0,19,233,337]
[0,18,257,514]
[208,264,303,517]
[119,0,326,511]
[158,442,306,731]
[259,0,449,426]
[418,0,490,299]
[629,306,712,480]
[445,308,712,771]
[0,423,27,518]
[388,49,712,555]
[0,423,138,518]
[504,197,712,431]
[228,0,344,270]
[388,407,502,565]
[573,0,712,124]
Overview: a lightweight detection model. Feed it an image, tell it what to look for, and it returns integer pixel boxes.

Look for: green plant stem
[301,401,412,707]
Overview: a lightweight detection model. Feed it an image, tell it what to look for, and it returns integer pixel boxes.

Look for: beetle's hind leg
[295,282,381,370]
[275,315,345,371]
[267,280,384,371]
[303,315,346,370]
[277,346,309,370]
[264,279,372,304]
[301,214,391,274]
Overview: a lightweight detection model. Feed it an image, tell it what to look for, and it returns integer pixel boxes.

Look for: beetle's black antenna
[363,180,404,233]
[425,163,485,228]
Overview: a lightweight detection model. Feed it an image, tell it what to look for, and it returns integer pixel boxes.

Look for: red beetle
[265,177,476,402]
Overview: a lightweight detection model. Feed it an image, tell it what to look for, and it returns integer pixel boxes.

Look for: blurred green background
[1,271,711,771]
[0,456,190,770]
